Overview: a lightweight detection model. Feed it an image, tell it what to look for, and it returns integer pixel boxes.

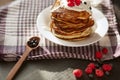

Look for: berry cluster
[85,63,112,78]
[95,48,108,60]
[67,0,81,7]
[73,63,113,79]
[72,48,113,79]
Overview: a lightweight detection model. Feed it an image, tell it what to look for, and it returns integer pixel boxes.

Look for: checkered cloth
[0,0,119,61]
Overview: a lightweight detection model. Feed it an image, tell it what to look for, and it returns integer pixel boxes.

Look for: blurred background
[0,0,120,80]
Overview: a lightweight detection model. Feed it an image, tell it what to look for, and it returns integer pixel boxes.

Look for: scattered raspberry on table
[95,69,104,77]
[73,69,83,78]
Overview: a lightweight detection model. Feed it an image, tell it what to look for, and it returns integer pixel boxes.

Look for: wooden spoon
[6,36,40,80]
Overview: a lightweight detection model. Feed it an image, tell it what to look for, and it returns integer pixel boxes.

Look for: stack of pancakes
[50,0,94,41]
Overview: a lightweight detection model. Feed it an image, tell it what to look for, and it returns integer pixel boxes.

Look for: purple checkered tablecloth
[0,0,119,61]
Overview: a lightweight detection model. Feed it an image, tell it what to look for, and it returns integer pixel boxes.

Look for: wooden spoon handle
[6,46,32,80]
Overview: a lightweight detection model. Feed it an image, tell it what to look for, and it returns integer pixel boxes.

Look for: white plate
[89,0,103,7]
[37,6,108,47]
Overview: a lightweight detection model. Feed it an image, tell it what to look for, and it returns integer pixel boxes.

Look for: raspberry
[95,51,102,59]
[102,64,112,71]
[95,69,104,77]
[102,48,108,54]
[88,63,96,70]
[73,69,83,78]
[68,1,75,7]
[85,67,93,74]
[75,0,81,6]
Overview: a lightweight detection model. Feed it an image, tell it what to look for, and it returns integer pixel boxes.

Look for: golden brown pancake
[52,8,91,23]
[51,21,92,40]
[52,18,94,29]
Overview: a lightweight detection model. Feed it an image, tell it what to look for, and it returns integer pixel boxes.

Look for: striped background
[0,0,119,61]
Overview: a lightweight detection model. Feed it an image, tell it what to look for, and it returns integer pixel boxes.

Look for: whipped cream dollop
[51,0,92,14]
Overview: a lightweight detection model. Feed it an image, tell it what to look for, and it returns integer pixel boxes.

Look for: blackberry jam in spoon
[6,36,40,80]
[27,37,40,48]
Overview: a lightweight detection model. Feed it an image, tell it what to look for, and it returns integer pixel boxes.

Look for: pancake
[52,18,94,29]
[51,7,91,23]
[52,27,92,41]
[51,21,92,40]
